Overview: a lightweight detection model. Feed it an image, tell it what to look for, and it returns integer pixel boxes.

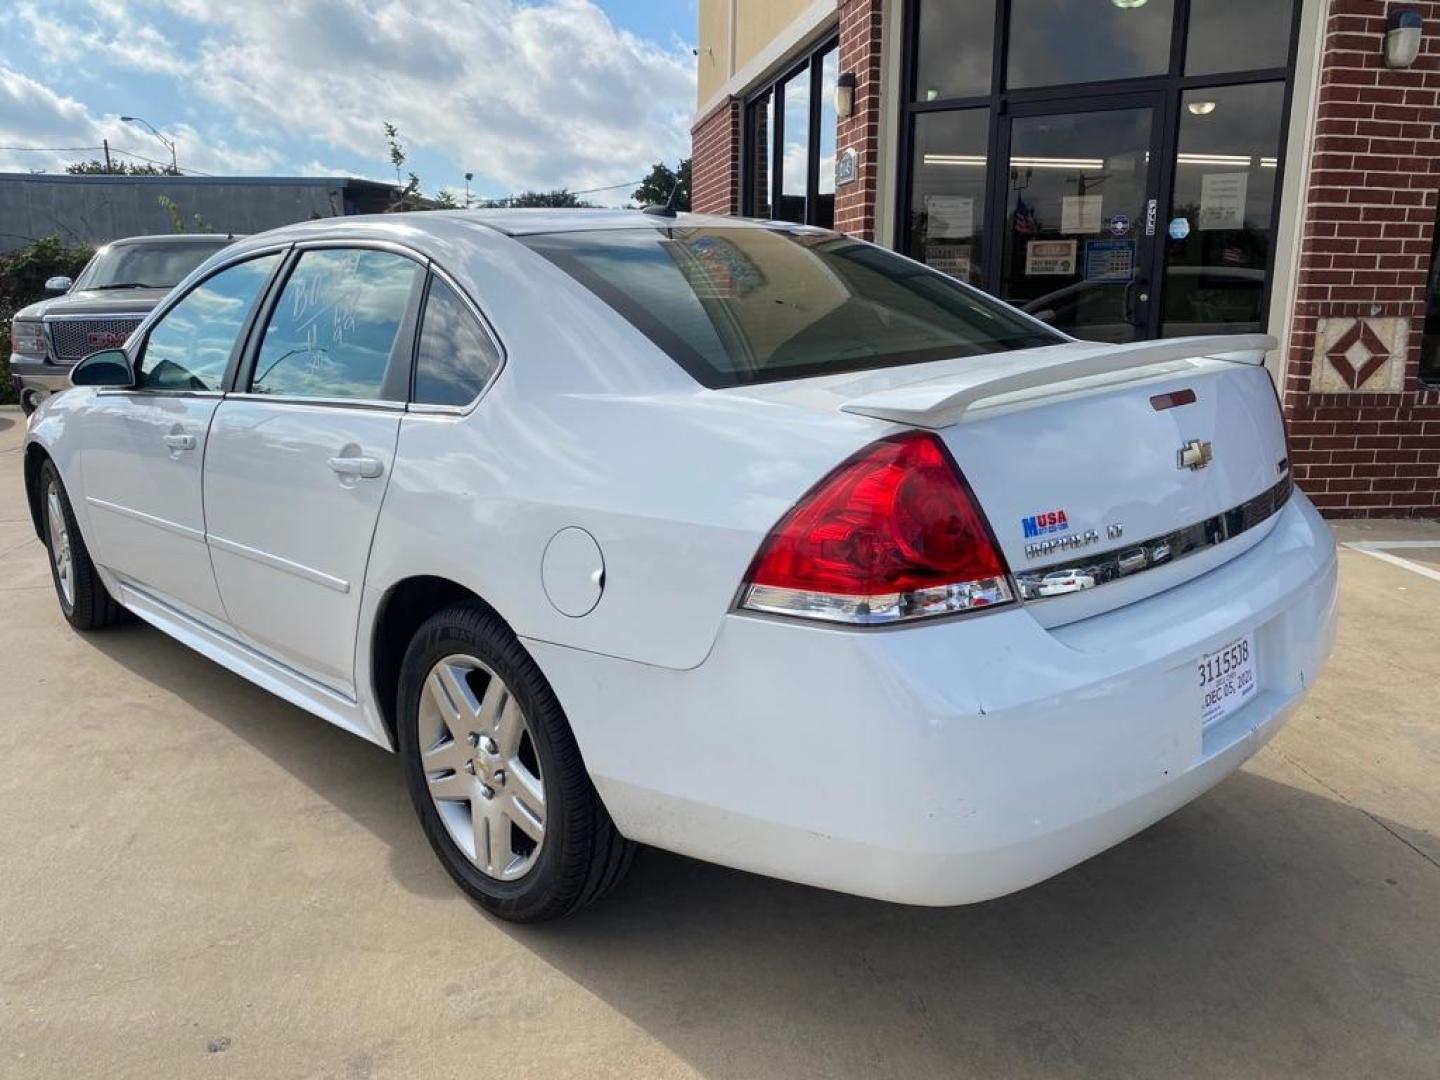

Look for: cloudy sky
[0,0,697,204]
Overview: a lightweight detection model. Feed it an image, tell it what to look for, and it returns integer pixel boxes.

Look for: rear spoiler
[839,333,1276,430]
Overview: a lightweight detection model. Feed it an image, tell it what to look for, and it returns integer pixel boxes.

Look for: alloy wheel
[45,482,74,608]
[418,654,546,881]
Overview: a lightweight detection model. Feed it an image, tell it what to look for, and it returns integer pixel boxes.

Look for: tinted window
[1007,0,1175,88]
[76,239,232,290]
[914,0,995,101]
[908,108,989,287]
[252,248,422,401]
[522,227,1060,389]
[138,253,280,392]
[413,277,501,406]
[1186,0,1295,75]
[1161,84,1284,337]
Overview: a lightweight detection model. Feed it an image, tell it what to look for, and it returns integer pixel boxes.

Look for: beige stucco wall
[697,0,818,108]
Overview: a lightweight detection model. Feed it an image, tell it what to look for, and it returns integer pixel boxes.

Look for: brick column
[691,97,741,215]
[1285,0,1440,517]
[834,0,884,239]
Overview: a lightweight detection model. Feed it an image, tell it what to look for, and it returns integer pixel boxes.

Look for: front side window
[76,239,232,291]
[413,277,502,406]
[523,227,1059,388]
[138,253,281,392]
[251,248,423,401]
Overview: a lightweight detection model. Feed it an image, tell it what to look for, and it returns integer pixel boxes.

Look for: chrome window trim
[1015,473,1294,602]
[224,392,407,413]
[94,389,224,400]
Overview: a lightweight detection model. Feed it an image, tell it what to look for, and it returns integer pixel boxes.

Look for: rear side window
[139,253,281,392]
[520,226,1061,388]
[413,277,501,406]
[251,248,423,401]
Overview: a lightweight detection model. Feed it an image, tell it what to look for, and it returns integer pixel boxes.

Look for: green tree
[66,159,181,176]
[482,189,594,209]
[632,158,691,211]
[0,236,96,403]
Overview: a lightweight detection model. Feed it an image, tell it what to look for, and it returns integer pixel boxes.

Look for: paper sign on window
[925,243,973,280]
[1199,172,1248,231]
[1025,239,1077,276]
[1061,194,1103,235]
[926,195,975,240]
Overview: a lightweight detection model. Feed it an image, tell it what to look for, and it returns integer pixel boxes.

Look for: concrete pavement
[1,406,1437,1079]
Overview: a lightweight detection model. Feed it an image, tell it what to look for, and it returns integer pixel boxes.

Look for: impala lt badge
[1178,439,1213,471]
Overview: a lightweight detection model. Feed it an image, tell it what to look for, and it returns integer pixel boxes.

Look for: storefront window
[816,48,839,229]
[1186,0,1295,75]
[744,40,838,227]
[780,72,811,223]
[1007,0,1175,88]
[908,109,989,286]
[1161,83,1284,337]
[1422,203,1440,387]
[747,89,774,220]
[913,0,995,101]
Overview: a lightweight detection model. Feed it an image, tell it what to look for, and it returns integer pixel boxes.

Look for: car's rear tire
[397,602,634,922]
[39,460,127,630]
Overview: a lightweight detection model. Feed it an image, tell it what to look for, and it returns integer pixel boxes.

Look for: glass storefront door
[897,0,1303,345]
[998,100,1163,343]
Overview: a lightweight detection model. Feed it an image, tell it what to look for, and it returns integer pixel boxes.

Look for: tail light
[739,432,1014,625]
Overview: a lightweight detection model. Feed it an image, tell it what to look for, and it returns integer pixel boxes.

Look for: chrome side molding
[1015,474,1294,602]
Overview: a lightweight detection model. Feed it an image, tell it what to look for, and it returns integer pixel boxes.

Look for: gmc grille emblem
[1178,439,1214,471]
[86,330,130,347]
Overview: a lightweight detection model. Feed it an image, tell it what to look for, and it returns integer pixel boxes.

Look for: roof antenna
[643,177,682,217]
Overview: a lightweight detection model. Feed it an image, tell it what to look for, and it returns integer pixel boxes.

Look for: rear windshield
[521,226,1061,388]
[75,239,233,291]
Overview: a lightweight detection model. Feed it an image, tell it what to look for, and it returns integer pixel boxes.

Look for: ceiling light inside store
[1188,101,1217,115]
[1111,0,1148,8]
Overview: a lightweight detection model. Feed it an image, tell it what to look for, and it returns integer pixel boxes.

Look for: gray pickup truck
[8,233,238,413]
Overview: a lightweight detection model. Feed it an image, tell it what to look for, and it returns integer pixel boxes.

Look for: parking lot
[0,407,1436,1080]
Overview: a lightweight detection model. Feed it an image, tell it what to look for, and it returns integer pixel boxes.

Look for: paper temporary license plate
[1198,633,1257,726]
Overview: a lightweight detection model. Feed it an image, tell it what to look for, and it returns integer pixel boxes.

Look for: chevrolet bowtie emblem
[1178,439,1213,471]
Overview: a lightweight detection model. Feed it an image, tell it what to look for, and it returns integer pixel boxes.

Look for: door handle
[162,433,196,451]
[328,455,384,480]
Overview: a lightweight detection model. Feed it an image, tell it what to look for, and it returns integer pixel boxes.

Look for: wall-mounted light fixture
[1383,9,1423,69]
[1187,100,1217,116]
[1111,0,1149,8]
[835,72,857,118]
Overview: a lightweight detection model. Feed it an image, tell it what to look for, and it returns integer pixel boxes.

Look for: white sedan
[23,210,1337,922]
[1036,570,1097,596]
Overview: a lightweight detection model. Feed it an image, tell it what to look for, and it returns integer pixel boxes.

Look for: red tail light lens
[740,432,1014,625]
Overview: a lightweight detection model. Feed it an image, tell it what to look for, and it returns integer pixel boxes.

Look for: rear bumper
[527,492,1337,906]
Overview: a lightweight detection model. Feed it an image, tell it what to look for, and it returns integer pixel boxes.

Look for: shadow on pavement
[85,617,1440,1079]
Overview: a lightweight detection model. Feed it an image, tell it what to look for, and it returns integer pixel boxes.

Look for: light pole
[120,115,178,173]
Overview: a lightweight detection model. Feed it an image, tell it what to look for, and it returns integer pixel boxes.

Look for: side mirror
[70,348,135,389]
[45,276,73,294]
[1030,308,1057,324]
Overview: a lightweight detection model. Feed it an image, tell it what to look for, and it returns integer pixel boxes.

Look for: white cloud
[5,0,696,193]
[0,64,283,176]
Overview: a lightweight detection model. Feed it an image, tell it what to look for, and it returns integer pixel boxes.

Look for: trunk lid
[729,335,1291,627]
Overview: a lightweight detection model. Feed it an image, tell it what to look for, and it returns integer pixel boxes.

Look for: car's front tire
[39,460,127,630]
[20,389,42,416]
[397,602,634,922]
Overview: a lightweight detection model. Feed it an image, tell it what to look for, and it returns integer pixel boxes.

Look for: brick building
[692,0,1440,516]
